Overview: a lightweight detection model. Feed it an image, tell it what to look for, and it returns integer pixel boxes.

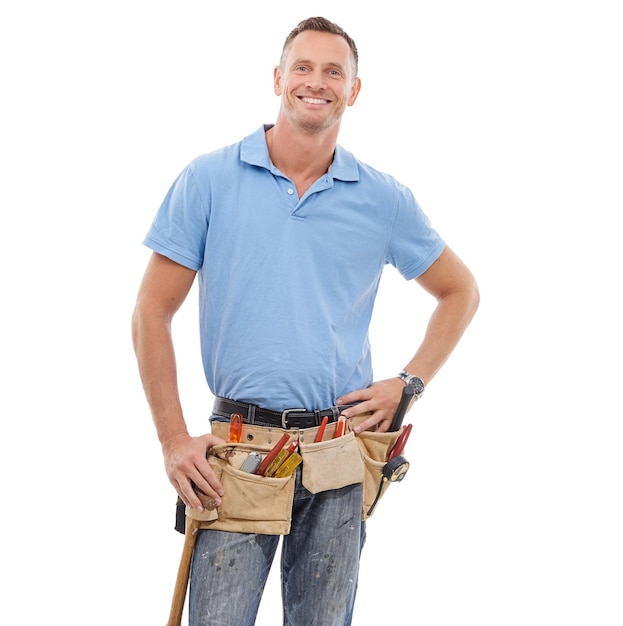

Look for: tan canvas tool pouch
[186,418,407,533]
[186,424,296,535]
[349,415,405,520]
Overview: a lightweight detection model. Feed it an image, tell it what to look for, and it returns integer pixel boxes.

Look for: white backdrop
[1,1,621,624]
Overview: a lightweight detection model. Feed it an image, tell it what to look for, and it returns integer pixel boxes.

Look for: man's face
[274,30,361,134]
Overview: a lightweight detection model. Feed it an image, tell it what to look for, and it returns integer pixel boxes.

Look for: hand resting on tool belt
[337,376,408,433]
[162,431,226,513]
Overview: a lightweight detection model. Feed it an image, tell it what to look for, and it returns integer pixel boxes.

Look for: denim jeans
[189,468,366,626]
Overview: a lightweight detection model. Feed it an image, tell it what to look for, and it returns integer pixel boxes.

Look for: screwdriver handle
[315,416,329,442]
[228,413,243,443]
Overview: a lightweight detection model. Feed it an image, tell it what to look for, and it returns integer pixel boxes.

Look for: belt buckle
[281,408,306,429]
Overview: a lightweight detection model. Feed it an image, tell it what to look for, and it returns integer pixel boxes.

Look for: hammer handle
[167,516,201,626]
[389,384,415,431]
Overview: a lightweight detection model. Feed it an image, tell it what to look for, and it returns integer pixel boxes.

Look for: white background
[1,1,622,624]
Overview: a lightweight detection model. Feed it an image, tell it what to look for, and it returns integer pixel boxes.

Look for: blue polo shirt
[144,125,445,410]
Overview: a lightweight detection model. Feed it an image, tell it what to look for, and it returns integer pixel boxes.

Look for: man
[132,16,479,626]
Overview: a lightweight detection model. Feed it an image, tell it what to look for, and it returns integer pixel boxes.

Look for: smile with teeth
[300,96,329,105]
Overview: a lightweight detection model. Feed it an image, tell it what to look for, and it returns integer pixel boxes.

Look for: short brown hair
[280,16,359,76]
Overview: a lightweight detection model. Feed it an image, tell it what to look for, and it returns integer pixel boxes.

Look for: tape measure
[367,455,410,516]
[383,454,410,482]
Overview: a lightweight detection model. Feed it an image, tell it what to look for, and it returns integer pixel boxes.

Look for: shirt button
[287,188,294,195]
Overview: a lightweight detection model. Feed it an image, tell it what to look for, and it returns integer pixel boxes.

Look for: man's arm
[132,252,224,512]
[337,245,480,432]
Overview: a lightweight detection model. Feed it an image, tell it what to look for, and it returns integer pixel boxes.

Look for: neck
[266,119,338,182]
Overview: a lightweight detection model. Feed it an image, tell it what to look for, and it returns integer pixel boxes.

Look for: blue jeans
[189,468,366,626]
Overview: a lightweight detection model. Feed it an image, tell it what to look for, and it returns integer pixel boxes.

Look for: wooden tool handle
[167,516,201,626]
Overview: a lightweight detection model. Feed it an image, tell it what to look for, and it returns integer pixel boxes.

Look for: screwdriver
[228,413,243,443]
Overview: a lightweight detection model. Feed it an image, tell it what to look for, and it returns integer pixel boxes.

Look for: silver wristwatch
[397,371,425,398]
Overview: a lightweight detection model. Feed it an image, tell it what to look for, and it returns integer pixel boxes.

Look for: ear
[347,77,362,107]
[273,66,283,96]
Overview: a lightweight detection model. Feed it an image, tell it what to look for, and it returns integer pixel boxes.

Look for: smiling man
[132,16,479,626]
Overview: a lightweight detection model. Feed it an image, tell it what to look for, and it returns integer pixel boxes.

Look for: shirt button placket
[286,186,300,215]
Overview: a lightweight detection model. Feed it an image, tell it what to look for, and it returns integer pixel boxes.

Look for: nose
[305,69,326,91]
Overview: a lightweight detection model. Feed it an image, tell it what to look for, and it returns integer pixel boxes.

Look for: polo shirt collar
[241,125,359,182]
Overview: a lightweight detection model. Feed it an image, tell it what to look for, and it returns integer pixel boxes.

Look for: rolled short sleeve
[143,163,209,271]
[386,182,446,280]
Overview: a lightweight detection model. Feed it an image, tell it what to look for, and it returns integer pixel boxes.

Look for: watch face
[408,377,425,396]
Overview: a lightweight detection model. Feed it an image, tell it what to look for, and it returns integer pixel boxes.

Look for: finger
[192,465,224,502]
[204,433,227,447]
[339,397,377,419]
[190,484,221,513]
[178,476,221,513]
[336,387,372,406]
[172,458,223,510]
[351,411,393,434]
[175,476,204,512]
[373,416,393,433]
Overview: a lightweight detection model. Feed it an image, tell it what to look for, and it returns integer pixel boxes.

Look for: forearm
[403,285,479,384]
[340,247,478,431]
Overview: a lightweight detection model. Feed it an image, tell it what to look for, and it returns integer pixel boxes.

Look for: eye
[294,65,309,73]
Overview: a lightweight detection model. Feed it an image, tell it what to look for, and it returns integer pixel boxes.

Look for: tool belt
[185,399,407,535]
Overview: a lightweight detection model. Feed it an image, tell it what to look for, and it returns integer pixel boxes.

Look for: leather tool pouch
[186,428,296,534]
[185,418,406,534]
[298,429,364,494]
[350,416,404,520]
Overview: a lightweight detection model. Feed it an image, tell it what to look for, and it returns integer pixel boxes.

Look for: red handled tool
[333,416,347,438]
[388,423,412,461]
[315,415,329,442]
[256,433,290,476]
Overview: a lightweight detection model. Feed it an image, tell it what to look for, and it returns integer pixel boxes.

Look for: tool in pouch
[366,384,414,516]
[225,430,302,479]
[228,412,243,443]
[228,411,344,479]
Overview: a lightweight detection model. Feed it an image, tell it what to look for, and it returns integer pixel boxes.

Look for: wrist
[160,429,191,451]
[396,370,425,399]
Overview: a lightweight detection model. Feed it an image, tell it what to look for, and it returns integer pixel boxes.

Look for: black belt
[213,397,345,429]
